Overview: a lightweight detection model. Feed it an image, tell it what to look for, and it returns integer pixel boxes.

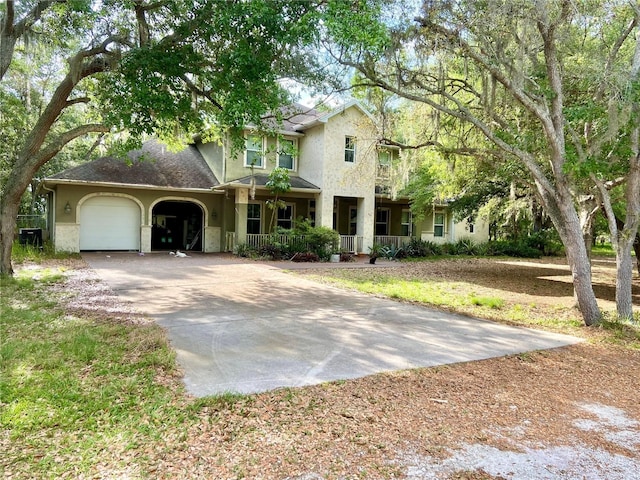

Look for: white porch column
[358,196,375,253]
[316,194,335,229]
[235,188,249,245]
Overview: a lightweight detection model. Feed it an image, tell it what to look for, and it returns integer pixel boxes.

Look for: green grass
[308,269,639,348]
[11,241,81,264]
[0,268,194,479]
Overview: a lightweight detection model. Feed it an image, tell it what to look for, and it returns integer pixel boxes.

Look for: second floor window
[278,138,296,170]
[345,136,355,163]
[245,135,264,168]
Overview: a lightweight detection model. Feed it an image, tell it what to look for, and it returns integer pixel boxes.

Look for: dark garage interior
[152,201,203,251]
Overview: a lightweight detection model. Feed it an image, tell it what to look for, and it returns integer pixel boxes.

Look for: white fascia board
[42,179,221,194]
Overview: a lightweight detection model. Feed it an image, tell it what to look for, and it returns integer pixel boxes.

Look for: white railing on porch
[374,236,413,248]
[246,234,308,250]
[339,235,362,253]
[239,233,363,253]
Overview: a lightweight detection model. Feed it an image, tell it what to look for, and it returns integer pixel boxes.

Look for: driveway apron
[83,253,582,397]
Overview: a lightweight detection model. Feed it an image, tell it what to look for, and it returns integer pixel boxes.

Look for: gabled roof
[222,173,320,192]
[256,100,375,134]
[46,140,219,190]
[293,100,376,131]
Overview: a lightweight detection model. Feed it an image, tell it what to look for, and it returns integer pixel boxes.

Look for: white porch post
[235,188,249,245]
[358,196,375,254]
[317,194,334,229]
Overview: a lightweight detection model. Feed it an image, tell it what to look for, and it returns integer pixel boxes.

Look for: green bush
[304,226,340,260]
[234,243,256,258]
[405,239,442,257]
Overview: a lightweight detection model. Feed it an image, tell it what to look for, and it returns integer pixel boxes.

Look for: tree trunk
[614,241,635,319]
[0,186,21,276]
[538,182,601,326]
[577,195,598,260]
[634,235,640,276]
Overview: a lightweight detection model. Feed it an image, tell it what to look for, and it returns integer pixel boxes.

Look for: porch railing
[374,235,413,248]
[246,234,307,250]
[242,233,363,253]
[339,235,362,253]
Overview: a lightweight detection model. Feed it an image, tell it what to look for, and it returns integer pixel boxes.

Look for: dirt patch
[24,256,640,479]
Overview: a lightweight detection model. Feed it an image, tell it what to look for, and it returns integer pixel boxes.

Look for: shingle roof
[48,140,219,190]
[229,173,320,191]
[261,103,323,133]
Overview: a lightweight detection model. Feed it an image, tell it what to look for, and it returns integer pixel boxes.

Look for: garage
[151,200,203,251]
[79,196,141,251]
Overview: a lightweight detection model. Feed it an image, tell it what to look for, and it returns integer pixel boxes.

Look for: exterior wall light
[64,202,72,214]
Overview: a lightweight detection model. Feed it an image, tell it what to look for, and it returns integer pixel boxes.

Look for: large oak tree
[334,0,640,325]
[0,0,333,276]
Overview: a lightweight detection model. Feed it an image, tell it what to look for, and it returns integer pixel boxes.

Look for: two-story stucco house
[42,100,488,254]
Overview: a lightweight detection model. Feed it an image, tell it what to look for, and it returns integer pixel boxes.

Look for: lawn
[1,252,639,479]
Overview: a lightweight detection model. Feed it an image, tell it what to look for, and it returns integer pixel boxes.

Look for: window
[245,135,264,168]
[401,209,413,237]
[247,203,261,234]
[378,150,391,166]
[277,204,294,230]
[278,138,296,170]
[349,206,358,235]
[434,212,445,237]
[344,136,356,163]
[467,216,475,234]
[375,208,389,236]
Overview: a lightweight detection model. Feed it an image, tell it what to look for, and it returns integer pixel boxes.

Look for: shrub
[234,243,256,258]
[305,226,340,260]
[257,244,285,260]
[340,252,355,262]
[380,244,407,260]
[445,238,478,256]
[405,239,442,257]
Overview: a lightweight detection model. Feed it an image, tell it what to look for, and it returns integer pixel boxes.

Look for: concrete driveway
[83,252,582,397]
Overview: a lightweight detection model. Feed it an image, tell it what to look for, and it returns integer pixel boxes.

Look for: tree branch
[1,1,58,79]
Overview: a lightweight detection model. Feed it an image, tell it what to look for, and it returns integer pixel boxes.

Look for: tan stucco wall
[51,184,225,253]
[196,141,225,182]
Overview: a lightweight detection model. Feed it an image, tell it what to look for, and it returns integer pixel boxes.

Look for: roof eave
[42,178,221,194]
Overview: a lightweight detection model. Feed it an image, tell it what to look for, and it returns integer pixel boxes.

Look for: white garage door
[79,196,141,251]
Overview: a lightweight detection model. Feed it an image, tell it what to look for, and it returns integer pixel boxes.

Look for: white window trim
[434,211,445,237]
[345,136,356,163]
[277,138,297,171]
[401,208,413,237]
[244,134,265,168]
